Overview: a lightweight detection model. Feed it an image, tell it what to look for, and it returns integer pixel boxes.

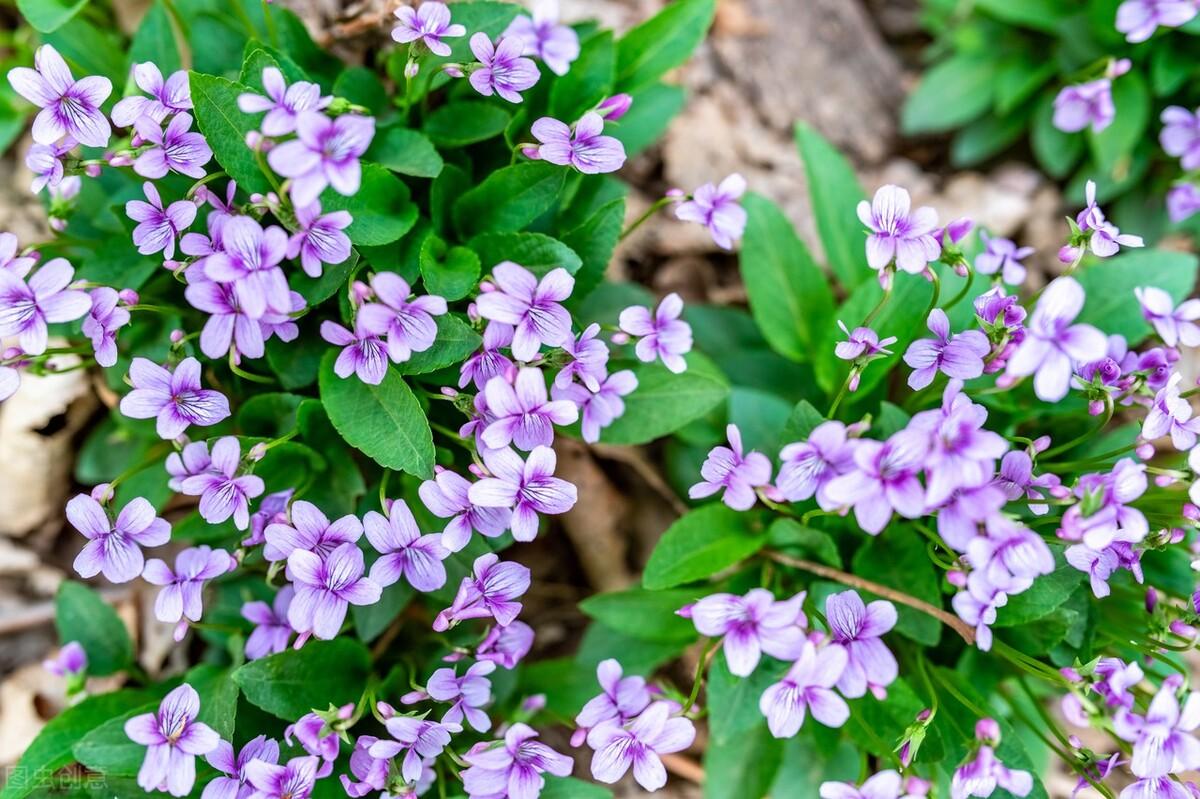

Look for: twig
[660,753,705,784]
[591,443,689,516]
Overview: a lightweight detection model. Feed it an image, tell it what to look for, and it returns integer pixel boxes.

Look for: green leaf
[611,83,686,157]
[189,72,271,195]
[73,703,159,777]
[423,101,511,147]
[549,31,616,121]
[541,777,613,799]
[352,581,413,642]
[55,582,133,677]
[469,231,582,277]
[579,588,699,642]
[128,1,182,75]
[615,0,716,93]
[333,66,387,114]
[420,235,482,301]
[17,0,87,33]
[561,197,624,302]
[1075,249,1199,344]
[728,386,792,453]
[238,44,304,88]
[185,664,239,739]
[703,722,782,799]
[995,548,1085,627]
[851,530,942,645]
[232,638,371,719]
[454,163,567,238]
[766,518,841,567]
[291,251,358,307]
[795,123,868,290]
[994,58,1055,116]
[769,734,860,799]
[1032,90,1083,179]
[707,656,788,745]
[780,399,825,442]
[643,504,767,589]
[368,125,444,178]
[951,109,1030,167]
[394,314,482,376]
[741,193,834,361]
[1089,72,1149,177]
[321,163,418,246]
[237,392,304,437]
[901,54,997,134]
[973,0,1072,31]
[600,353,730,445]
[319,351,434,477]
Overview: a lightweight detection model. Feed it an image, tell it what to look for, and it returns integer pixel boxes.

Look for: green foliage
[189,72,271,195]
[615,0,717,93]
[55,582,134,677]
[643,504,767,589]
[233,638,371,720]
[601,353,730,445]
[1075,249,1199,343]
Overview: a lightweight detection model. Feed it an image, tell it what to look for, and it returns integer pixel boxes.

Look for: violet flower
[460,322,515,389]
[263,499,363,564]
[974,232,1033,286]
[432,552,531,631]
[179,436,265,530]
[427,661,495,731]
[820,771,910,799]
[530,112,626,173]
[119,356,231,439]
[7,44,112,147]
[26,139,73,193]
[908,382,1009,507]
[994,450,1058,515]
[127,182,196,259]
[143,545,235,641]
[69,493,170,583]
[475,261,574,360]
[1077,179,1144,257]
[462,723,573,798]
[0,233,34,276]
[689,424,773,511]
[555,323,609,391]
[287,201,351,278]
[1168,183,1200,223]
[759,641,849,738]
[0,366,18,403]
[204,215,291,319]
[903,308,989,390]
[166,441,213,492]
[133,113,212,179]
[1114,682,1200,777]
[553,369,638,443]
[1161,105,1200,169]
[287,542,382,640]
[363,499,450,592]
[573,659,653,746]
[0,257,91,356]
[285,714,339,778]
[674,174,748,250]
[1054,79,1116,133]
[83,287,131,367]
[857,184,941,275]
[467,34,540,103]
[1143,372,1200,449]
[503,0,580,75]
[951,586,1005,652]
[320,319,389,385]
[825,590,898,699]
[124,684,220,797]
[203,735,279,799]
[1121,777,1195,799]
[1136,285,1200,347]
[369,716,461,785]
[835,321,896,361]
[619,292,694,373]
[777,421,859,508]
[244,755,320,799]
[392,1,466,56]
[237,68,330,137]
[267,111,375,206]
[686,589,806,677]
[588,702,695,791]
[241,586,294,660]
[966,516,1055,597]
[112,62,191,127]
[342,735,389,798]
[185,280,269,361]
[1117,0,1199,42]
[44,641,87,679]
[357,272,448,363]
[418,467,512,552]
[469,445,578,541]
[1060,458,1149,550]
[1004,276,1107,402]
[950,721,1033,799]
[482,368,579,450]
[1065,542,1122,598]
[823,429,928,535]
[476,621,535,669]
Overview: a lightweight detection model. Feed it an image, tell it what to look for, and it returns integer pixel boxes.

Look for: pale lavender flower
[1143,372,1200,449]
[974,232,1033,286]
[468,34,540,103]
[1094,658,1144,710]
[392,2,466,56]
[573,659,653,747]
[1168,183,1200,222]
[1161,105,1200,169]
[903,309,989,390]
[143,545,235,641]
[237,68,330,137]
[1120,777,1195,799]
[370,716,461,785]
[242,586,294,660]
[264,499,363,563]
[835,321,896,360]
[419,467,512,552]
[482,367,579,450]
[134,113,212,179]
[82,287,131,368]
[26,138,73,193]
[7,44,112,146]
[0,365,18,402]
[1136,286,1200,347]
[820,771,909,799]
[203,735,279,799]
[432,552,530,631]
[0,258,91,356]
[463,723,573,797]
[824,429,928,535]
[619,292,693,373]
[1005,276,1107,402]
[597,93,633,121]
[364,499,449,592]
[244,755,319,799]
[476,262,574,360]
[125,684,220,797]
[1054,80,1116,133]
[245,490,293,547]
[908,382,1009,507]
[759,641,849,738]
[966,516,1055,597]
[588,702,694,791]
[689,424,772,511]
[357,272,448,363]
[1114,681,1200,777]
[1117,0,1199,42]
[825,590,898,699]
[686,589,806,677]
[268,111,375,206]
[1060,459,1149,550]
[127,182,196,259]
[69,493,170,583]
[936,483,1006,552]
[287,542,382,640]
[204,215,291,319]
[1065,543,1122,598]
[553,369,637,443]
[951,586,1005,652]
[530,112,625,173]
[320,319,389,385]
[951,722,1033,799]
[503,0,580,75]
[428,661,495,731]
[185,280,275,361]
[460,322,515,389]
[43,641,87,678]
[675,174,747,250]
[0,233,34,276]
[1077,180,1145,257]
[119,357,230,439]
[778,421,859,508]
[994,450,1058,515]
[857,185,941,274]
[341,736,389,798]
[555,323,609,391]
[469,445,578,541]
[112,63,191,127]
[285,714,339,778]
[179,437,265,530]
[285,201,352,278]
[476,621,535,669]
[975,286,1027,330]
[166,441,213,492]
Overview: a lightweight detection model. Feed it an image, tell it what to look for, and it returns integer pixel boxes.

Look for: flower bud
[169,329,186,344]
[404,60,420,79]
[1107,57,1132,78]
[1156,474,1177,487]
[1136,441,1156,460]
[117,289,139,306]
[85,163,102,178]
[1146,588,1158,613]
[520,144,541,160]
[1171,620,1197,639]
[49,217,67,232]
[947,570,967,588]
[905,777,931,797]
[108,151,134,167]
[443,64,464,78]
[974,718,1001,743]
[521,694,547,713]
[665,188,685,201]
[440,386,458,398]
[245,131,264,150]
[247,443,268,462]
[610,332,630,345]
[1184,503,1200,522]
[337,703,355,720]
[1058,244,1082,265]
[91,483,114,503]
[1088,399,1105,416]
[597,93,633,121]
[376,701,396,719]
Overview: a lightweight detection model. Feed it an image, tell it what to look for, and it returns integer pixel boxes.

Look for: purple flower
[476,621,535,669]
[1117,0,1199,42]
[555,323,609,392]
[7,44,112,147]
[124,684,220,797]
[287,542,382,640]
[428,661,495,732]
[1161,105,1200,169]
[392,1,466,56]
[432,552,530,631]
[1094,658,1144,710]
[824,429,927,534]
[759,641,849,737]
[341,735,389,798]
[597,93,633,121]
[69,493,170,583]
[1121,777,1195,799]
[179,437,265,530]
[320,320,389,385]
[503,0,580,75]
[133,113,212,179]
[419,468,511,552]
[143,545,235,641]
[825,590,898,699]
[974,233,1033,286]
[203,735,279,799]
[974,286,1027,330]
[1143,372,1200,449]
[0,233,34,276]
[835,321,896,360]
[553,369,637,443]
[112,62,191,127]
[370,716,461,785]
[619,292,693,373]
[530,112,626,173]
[43,641,87,679]
[820,771,909,799]
[364,499,449,592]
[1077,180,1145,257]
[166,441,213,492]
[0,365,18,402]
[237,68,330,137]
[857,185,941,274]
[1114,683,1200,778]
[460,322,515,389]
[588,702,694,791]
[82,287,131,367]
[476,262,574,361]
[777,421,858,508]
[119,357,231,439]
[0,258,91,356]
[241,586,294,660]
[26,138,73,193]
[482,367,579,450]
[204,216,291,319]
[903,309,989,390]
[1004,276,1107,402]
[263,499,362,564]
[675,174,747,250]
[951,728,1033,799]
[908,382,1009,507]
[468,34,540,103]
[1060,458,1149,550]
[469,445,578,541]
[1065,542,1122,598]
[268,111,375,206]
[1054,79,1116,133]
[951,586,1005,652]
[689,424,772,511]
[127,182,196,259]
[245,755,319,799]
[936,483,1006,552]
[1136,285,1200,347]
[357,272,448,363]
[285,714,339,778]
[185,279,295,361]
[687,589,806,677]
[462,723,573,797]
[966,516,1055,597]
[1168,183,1200,223]
[994,450,1057,515]
[286,201,351,278]
[573,659,653,746]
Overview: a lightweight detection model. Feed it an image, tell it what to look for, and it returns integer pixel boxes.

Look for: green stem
[229,352,275,384]
[861,283,894,328]
[682,639,718,713]
[619,197,674,241]
[261,0,278,46]
[1039,395,1113,460]
[921,269,941,321]
[229,0,258,38]
[826,373,853,418]
[379,469,392,510]
[942,266,975,312]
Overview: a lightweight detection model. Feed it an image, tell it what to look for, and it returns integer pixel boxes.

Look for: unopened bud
[1171,620,1197,639]
[519,144,541,160]
[1058,244,1082,265]
[170,329,186,343]
[376,701,396,719]
[108,152,134,167]
[404,60,420,79]
[440,386,458,398]
[1146,588,1158,613]
[49,218,67,232]
[1156,474,1177,487]
[947,570,967,588]
[1088,399,1105,416]
[597,93,632,121]
[85,163,102,177]
[442,64,464,78]
[247,443,267,462]
[610,332,630,345]
[521,694,546,713]
[974,718,1001,743]
[1184,503,1200,522]
[91,483,114,503]
[1136,442,1156,460]
[118,289,139,306]
[337,703,355,720]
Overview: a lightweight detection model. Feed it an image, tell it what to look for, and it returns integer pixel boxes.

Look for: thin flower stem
[763,550,976,645]
[682,638,718,713]
[185,171,227,199]
[261,0,278,46]
[1039,395,1113,460]
[826,374,853,418]
[913,651,939,719]
[928,665,988,717]
[1039,442,1138,472]
[991,640,1069,685]
[379,469,392,509]
[921,269,942,321]
[228,0,258,38]
[1007,683,1116,799]
[941,266,975,312]
[228,352,275,384]
[861,283,894,328]
[619,197,674,241]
